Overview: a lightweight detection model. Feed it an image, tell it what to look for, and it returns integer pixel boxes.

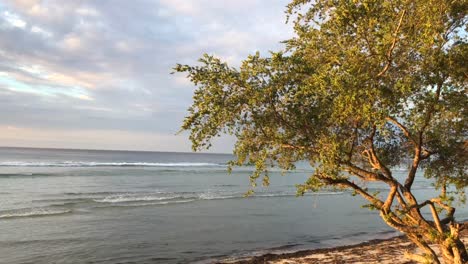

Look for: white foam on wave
[0,208,71,219]
[198,193,238,200]
[112,199,197,207]
[94,194,182,203]
[91,190,346,205]
[157,199,196,205]
[0,161,224,167]
[198,191,344,200]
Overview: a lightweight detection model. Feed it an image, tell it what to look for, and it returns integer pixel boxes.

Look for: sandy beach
[220,222,468,264]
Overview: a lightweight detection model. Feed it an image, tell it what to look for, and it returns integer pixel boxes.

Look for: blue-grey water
[0,147,466,264]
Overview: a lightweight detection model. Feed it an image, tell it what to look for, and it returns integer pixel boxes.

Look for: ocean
[0,147,466,264]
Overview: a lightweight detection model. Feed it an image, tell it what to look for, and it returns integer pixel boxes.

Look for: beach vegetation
[175,0,467,263]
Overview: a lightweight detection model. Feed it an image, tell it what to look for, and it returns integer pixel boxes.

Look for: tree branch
[386,117,417,146]
[395,189,408,210]
[366,126,393,178]
[344,163,393,184]
[420,149,435,160]
[405,235,440,264]
[383,185,398,212]
[405,149,421,190]
[377,9,406,77]
[428,202,444,233]
[406,83,443,190]
[346,125,359,162]
[420,83,442,134]
[317,175,384,208]
[430,198,455,218]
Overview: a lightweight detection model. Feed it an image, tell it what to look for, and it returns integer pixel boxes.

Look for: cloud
[0,0,293,152]
[2,10,27,28]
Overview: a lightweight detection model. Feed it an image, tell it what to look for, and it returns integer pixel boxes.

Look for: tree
[174,0,467,263]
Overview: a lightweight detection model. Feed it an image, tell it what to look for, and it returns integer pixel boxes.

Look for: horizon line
[0,145,233,156]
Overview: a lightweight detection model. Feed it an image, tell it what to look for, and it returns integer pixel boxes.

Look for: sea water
[0,147,466,264]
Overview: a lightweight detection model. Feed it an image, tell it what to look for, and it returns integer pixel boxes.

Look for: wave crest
[0,208,71,219]
[94,194,183,203]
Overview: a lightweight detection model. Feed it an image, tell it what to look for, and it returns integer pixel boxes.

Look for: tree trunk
[440,223,468,264]
[381,210,467,263]
[402,233,467,264]
[439,237,468,264]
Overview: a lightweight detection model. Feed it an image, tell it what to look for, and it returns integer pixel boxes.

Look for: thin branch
[366,126,393,179]
[420,83,443,134]
[383,185,398,212]
[420,149,435,160]
[430,198,455,218]
[346,125,359,162]
[377,9,406,77]
[344,163,393,184]
[386,117,417,145]
[406,83,443,190]
[317,175,384,208]
[439,216,455,225]
[428,202,444,233]
[440,179,447,197]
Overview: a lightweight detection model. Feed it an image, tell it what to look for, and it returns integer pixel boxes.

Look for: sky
[0,0,293,153]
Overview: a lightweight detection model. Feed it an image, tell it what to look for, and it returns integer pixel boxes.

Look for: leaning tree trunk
[380,209,468,264]
[321,171,468,264]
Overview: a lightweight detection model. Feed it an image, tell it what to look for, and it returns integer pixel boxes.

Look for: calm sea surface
[0,147,466,264]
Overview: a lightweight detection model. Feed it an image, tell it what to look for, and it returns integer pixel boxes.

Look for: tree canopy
[175,0,467,263]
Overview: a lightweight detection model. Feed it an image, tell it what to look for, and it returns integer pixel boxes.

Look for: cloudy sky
[0,0,293,153]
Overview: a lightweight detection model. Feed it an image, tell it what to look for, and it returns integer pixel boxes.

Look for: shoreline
[217,222,468,264]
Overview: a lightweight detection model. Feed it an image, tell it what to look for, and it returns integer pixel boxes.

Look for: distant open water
[0,147,466,264]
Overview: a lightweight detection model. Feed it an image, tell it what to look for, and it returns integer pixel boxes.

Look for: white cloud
[31,25,52,37]
[2,10,27,28]
[0,0,293,152]
[17,64,46,77]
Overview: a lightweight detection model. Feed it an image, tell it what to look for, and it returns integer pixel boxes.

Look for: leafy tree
[174,0,467,263]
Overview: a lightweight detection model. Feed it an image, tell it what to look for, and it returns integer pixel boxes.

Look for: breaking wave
[0,208,71,219]
[105,199,197,207]
[0,190,346,220]
[92,190,345,205]
[94,194,184,203]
